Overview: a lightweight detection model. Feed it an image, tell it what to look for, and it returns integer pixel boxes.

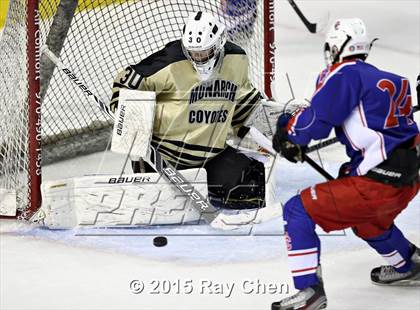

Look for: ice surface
[1,156,419,310]
[1,0,420,309]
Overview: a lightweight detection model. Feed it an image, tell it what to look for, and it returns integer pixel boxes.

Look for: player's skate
[271,283,327,310]
[272,267,327,310]
[371,244,420,286]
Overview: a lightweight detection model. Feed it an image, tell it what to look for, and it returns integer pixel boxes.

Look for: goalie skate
[371,244,420,286]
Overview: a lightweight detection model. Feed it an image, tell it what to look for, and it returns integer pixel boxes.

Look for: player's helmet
[324,18,372,65]
[182,11,227,81]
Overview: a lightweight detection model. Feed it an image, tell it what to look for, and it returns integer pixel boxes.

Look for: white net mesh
[0,0,29,214]
[0,0,270,216]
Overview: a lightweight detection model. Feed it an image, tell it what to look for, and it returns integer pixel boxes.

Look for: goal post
[263,0,275,99]
[0,0,275,219]
[0,0,41,218]
[27,0,42,218]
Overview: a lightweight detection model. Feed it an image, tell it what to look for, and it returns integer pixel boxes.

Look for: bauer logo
[117,105,126,136]
[163,167,210,211]
[370,167,402,178]
[62,68,93,96]
[108,176,151,184]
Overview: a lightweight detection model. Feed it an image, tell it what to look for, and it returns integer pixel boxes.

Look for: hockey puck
[153,236,167,247]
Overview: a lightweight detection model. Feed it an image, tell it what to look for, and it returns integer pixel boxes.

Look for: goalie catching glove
[272,113,307,163]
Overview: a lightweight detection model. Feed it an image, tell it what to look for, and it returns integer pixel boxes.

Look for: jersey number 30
[120,67,142,89]
[377,78,412,129]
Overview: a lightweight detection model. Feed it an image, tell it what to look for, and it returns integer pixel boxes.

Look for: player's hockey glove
[272,113,306,163]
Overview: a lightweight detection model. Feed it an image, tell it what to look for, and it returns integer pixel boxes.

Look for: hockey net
[0,0,275,219]
[0,0,40,219]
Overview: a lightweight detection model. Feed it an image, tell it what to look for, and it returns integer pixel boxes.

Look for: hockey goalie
[40,11,281,229]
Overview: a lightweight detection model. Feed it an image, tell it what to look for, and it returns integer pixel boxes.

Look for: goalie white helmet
[324,18,372,65]
[182,11,227,81]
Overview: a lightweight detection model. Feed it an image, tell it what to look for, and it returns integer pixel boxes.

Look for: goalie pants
[131,146,265,209]
[283,176,419,290]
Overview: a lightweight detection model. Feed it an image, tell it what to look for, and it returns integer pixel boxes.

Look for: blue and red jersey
[287,60,419,176]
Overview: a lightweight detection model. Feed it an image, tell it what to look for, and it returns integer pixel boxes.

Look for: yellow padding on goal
[40,0,134,20]
[0,0,10,29]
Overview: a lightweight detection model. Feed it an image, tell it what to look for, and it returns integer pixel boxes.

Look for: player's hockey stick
[245,101,336,180]
[248,126,335,180]
[303,154,334,180]
[287,0,317,33]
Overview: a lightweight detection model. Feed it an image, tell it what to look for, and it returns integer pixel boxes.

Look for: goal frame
[2,0,275,219]
[27,0,42,217]
[0,0,41,219]
[263,0,275,100]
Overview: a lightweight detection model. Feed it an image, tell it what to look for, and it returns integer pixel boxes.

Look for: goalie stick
[287,0,317,33]
[41,47,114,119]
[146,145,219,223]
[42,46,220,225]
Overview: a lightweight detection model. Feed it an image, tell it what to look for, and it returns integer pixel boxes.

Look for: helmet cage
[182,43,224,81]
[185,45,217,65]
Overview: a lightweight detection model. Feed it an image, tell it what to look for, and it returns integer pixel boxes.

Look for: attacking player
[109,11,265,210]
[271,18,420,309]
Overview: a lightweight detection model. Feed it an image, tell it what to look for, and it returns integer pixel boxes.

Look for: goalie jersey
[110,40,261,167]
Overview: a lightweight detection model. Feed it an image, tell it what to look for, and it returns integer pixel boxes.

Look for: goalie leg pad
[40,168,207,228]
